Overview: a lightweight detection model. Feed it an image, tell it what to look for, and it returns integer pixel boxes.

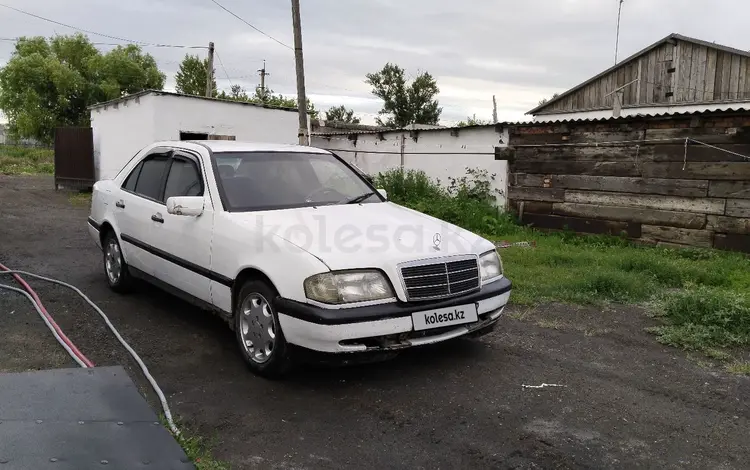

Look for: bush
[374,168,521,237]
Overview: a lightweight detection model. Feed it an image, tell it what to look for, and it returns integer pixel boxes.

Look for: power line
[0,4,207,49]
[214,50,233,88]
[208,0,292,50]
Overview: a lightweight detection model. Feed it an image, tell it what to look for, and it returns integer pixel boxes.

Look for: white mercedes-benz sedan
[88,141,512,377]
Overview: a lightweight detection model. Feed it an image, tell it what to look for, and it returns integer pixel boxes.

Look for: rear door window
[133,153,170,201]
[122,162,143,192]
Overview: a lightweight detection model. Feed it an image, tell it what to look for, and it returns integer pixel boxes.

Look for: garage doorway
[179,132,236,141]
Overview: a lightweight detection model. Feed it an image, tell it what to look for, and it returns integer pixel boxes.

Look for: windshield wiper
[343,192,376,204]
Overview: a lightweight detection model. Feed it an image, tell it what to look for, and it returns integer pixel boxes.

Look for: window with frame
[131,153,170,201]
[163,157,203,200]
[122,162,143,192]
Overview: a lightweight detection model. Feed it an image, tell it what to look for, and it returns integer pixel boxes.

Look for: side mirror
[166,196,204,217]
[377,188,388,201]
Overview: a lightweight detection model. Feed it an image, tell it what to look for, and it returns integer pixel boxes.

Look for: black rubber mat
[0,366,194,469]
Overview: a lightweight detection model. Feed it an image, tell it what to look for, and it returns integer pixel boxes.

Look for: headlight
[479,250,503,282]
[304,270,395,304]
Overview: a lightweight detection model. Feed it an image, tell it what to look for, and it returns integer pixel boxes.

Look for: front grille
[400,256,480,301]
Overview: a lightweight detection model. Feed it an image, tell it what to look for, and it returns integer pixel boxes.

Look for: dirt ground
[1,174,748,469]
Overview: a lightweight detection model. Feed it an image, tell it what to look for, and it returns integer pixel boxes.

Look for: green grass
[68,192,92,206]
[725,361,750,376]
[377,168,750,352]
[176,431,231,470]
[161,417,230,470]
[0,144,54,175]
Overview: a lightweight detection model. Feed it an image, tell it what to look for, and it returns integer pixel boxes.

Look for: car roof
[153,140,331,154]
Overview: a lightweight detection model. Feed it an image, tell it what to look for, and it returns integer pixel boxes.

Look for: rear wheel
[234,280,293,378]
[103,231,133,293]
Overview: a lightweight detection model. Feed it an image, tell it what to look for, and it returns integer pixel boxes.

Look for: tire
[234,279,293,378]
[102,231,134,293]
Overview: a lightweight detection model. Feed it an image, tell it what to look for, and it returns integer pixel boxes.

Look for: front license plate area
[412,303,478,331]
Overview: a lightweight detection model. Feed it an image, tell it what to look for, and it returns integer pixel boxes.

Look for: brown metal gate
[54,127,94,190]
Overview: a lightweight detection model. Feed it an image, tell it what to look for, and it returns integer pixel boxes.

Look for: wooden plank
[690,46,708,101]
[644,127,750,144]
[652,144,750,163]
[744,58,750,100]
[677,41,693,101]
[508,186,565,202]
[553,203,706,229]
[706,215,750,234]
[730,54,742,99]
[714,233,750,253]
[642,162,750,180]
[635,56,648,104]
[646,49,656,103]
[726,199,750,217]
[704,48,717,100]
[513,174,707,197]
[671,41,680,103]
[654,45,667,102]
[510,173,545,187]
[708,181,750,199]
[509,201,554,215]
[738,56,748,100]
[718,51,732,100]
[521,213,641,238]
[511,160,642,177]
[564,190,726,214]
[515,145,650,162]
[624,63,634,105]
[641,225,713,248]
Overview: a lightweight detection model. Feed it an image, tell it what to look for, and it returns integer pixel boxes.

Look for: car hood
[229,202,495,271]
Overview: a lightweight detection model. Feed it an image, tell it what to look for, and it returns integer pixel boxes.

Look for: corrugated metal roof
[528,33,750,115]
[506,106,750,126]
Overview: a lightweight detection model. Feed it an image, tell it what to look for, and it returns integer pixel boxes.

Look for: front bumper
[276,277,511,353]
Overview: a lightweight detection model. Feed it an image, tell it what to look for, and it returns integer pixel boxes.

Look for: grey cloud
[2,0,749,124]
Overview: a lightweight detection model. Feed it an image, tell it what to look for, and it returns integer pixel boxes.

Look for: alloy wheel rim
[105,239,121,284]
[239,293,276,363]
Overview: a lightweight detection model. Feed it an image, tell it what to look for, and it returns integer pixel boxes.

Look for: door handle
[115,200,125,209]
[151,213,164,223]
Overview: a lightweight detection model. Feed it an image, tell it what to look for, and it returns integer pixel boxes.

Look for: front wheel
[234,280,293,378]
[103,231,133,293]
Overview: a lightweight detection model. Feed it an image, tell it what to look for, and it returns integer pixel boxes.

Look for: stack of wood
[503,114,750,252]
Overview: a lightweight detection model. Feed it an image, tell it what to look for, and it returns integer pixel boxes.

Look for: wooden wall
[540,39,750,114]
[504,113,750,252]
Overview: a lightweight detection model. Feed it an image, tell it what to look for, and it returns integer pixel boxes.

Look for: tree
[250,87,319,119]
[365,63,441,128]
[456,114,491,127]
[175,54,216,96]
[217,84,249,101]
[0,34,165,143]
[538,92,560,106]
[325,105,360,124]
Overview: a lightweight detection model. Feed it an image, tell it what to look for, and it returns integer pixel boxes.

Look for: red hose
[0,263,95,367]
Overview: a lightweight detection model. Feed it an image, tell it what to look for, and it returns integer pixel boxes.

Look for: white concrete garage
[89,90,299,180]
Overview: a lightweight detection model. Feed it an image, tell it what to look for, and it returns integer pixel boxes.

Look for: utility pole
[614,0,624,64]
[205,42,215,97]
[492,95,498,124]
[291,0,309,145]
[258,60,269,100]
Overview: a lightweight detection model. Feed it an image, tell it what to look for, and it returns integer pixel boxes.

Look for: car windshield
[213,151,381,211]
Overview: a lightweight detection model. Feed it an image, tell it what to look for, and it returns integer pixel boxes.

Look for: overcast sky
[1,0,749,125]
